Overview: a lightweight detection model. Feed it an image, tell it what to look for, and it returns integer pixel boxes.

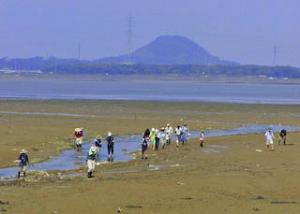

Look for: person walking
[199,130,205,147]
[143,128,150,138]
[155,129,160,150]
[150,128,156,150]
[93,136,102,161]
[265,128,274,150]
[17,149,30,178]
[165,123,173,145]
[74,128,84,151]
[175,125,182,147]
[159,127,167,149]
[180,124,189,145]
[106,131,114,161]
[141,137,149,159]
[86,145,97,178]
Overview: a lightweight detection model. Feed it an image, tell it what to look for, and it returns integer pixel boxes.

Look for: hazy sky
[1,0,299,66]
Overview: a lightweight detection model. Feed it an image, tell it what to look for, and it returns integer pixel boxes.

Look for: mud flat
[0,100,300,213]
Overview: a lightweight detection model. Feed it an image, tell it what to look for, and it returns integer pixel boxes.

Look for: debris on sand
[126,205,142,209]
[177,181,185,185]
[271,201,297,204]
[256,149,263,153]
[0,201,9,205]
[117,207,122,212]
[37,171,50,177]
[254,195,265,200]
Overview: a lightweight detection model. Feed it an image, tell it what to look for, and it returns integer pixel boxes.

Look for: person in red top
[74,128,84,150]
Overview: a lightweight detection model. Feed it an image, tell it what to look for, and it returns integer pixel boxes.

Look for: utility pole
[78,42,81,60]
[272,45,278,66]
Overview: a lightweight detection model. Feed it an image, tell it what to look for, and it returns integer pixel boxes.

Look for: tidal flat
[0,100,299,213]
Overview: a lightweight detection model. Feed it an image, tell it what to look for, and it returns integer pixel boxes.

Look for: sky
[0,0,299,67]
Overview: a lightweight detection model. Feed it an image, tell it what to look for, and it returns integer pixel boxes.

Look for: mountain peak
[98,35,236,65]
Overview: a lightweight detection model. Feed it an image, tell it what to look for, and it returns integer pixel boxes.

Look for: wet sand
[1,133,300,213]
[0,100,300,213]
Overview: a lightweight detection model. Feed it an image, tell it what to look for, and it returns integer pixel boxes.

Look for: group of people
[141,123,194,159]
[15,126,288,179]
[264,128,288,150]
[74,128,116,178]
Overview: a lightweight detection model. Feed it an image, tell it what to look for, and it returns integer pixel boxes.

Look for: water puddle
[0,124,299,180]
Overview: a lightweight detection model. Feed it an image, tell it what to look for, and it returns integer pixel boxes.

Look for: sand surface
[0,100,299,213]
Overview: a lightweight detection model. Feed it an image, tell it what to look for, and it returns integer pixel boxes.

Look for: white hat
[108,131,112,136]
[20,149,27,154]
[75,128,82,132]
[167,123,170,126]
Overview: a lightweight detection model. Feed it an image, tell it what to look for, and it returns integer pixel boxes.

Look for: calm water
[0,79,300,104]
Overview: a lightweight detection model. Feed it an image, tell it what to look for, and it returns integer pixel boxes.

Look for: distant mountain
[97,35,237,65]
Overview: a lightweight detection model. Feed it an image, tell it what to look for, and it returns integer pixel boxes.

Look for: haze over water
[1,79,300,104]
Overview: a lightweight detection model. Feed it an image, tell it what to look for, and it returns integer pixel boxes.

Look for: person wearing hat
[93,135,102,161]
[165,123,173,145]
[106,131,114,161]
[180,124,189,145]
[265,128,275,150]
[74,128,84,150]
[86,145,97,178]
[159,127,167,149]
[175,125,182,147]
[17,149,30,178]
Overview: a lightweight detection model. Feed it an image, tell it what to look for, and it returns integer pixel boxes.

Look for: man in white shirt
[165,123,173,145]
[265,128,274,150]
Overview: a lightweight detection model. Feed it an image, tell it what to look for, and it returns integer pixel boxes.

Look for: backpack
[20,154,27,165]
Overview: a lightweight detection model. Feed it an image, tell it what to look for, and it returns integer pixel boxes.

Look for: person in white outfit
[165,124,173,145]
[159,127,167,149]
[265,128,274,150]
[199,130,205,147]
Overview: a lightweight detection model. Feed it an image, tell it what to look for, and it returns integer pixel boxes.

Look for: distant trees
[0,57,300,78]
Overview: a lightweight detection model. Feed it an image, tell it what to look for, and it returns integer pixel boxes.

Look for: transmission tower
[127,16,134,64]
[78,42,81,60]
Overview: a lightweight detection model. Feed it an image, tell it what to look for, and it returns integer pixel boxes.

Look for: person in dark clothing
[93,137,102,161]
[155,129,160,150]
[143,128,150,138]
[279,129,287,145]
[106,131,114,161]
[18,149,30,178]
[141,137,149,159]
